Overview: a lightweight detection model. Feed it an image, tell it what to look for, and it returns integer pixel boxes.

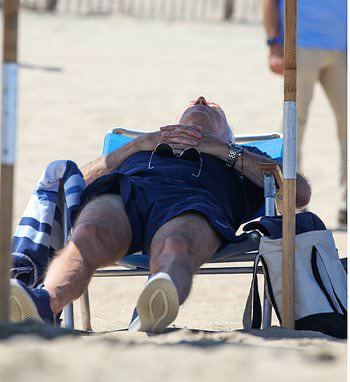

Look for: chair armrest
[112,127,146,138]
[260,162,283,214]
[111,128,282,143]
[260,162,283,190]
[235,132,282,143]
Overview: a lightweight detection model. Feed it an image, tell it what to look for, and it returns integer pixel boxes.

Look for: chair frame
[61,131,283,331]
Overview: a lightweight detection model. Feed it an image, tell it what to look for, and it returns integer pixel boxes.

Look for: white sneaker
[129,272,179,334]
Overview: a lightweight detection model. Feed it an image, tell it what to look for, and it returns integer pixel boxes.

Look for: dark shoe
[338,209,347,226]
[10,254,36,287]
[9,279,54,324]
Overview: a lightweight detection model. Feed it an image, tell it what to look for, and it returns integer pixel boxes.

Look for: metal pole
[282,0,297,329]
[262,173,275,328]
[0,0,19,322]
[223,0,234,20]
[46,0,58,12]
[58,183,75,329]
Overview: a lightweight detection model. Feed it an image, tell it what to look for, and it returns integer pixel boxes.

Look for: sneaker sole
[9,279,42,322]
[135,275,179,334]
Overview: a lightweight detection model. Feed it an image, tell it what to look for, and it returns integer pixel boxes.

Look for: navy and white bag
[243,212,347,339]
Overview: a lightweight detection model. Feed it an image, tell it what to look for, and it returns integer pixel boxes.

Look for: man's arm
[262,0,284,75]
[159,126,311,209]
[263,0,280,38]
[81,126,200,185]
[200,137,311,209]
[81,132,160,185]
[237,148,311,209]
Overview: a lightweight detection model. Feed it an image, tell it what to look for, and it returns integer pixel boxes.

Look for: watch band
[226,144,244,168]
[267,36,283,46]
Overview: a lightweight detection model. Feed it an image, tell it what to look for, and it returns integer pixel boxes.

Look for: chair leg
[262,280,272,328]
[63,303,74,329]
[80,288,92,331]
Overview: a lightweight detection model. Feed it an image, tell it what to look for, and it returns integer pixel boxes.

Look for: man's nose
[194,96,208,106]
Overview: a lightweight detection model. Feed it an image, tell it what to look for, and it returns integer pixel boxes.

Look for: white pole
[0,0,19,322]
[282,0,297,329]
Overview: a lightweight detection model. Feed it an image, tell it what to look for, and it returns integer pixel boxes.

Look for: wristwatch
[226,143,244,168]
[267,36,283,46]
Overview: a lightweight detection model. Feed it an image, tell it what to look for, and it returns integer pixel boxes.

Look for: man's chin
[182,112,209,126]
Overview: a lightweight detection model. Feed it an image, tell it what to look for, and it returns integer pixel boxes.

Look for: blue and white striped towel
[11,160,86,287]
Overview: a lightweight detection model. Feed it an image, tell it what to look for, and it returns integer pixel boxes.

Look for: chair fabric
[11,160,85,287]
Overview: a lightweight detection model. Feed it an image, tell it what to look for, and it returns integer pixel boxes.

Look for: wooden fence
[19,0,261,22]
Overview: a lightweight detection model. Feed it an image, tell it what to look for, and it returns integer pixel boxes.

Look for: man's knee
[72,222,104,244]
[71,222,129,267]
[151,234,193,274]
[162,234,191,256]
[72,193,132,260]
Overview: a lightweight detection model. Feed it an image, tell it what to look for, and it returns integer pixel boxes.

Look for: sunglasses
[148,143,202,177]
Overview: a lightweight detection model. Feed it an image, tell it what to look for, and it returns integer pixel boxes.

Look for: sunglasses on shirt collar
[155,143,201,161]
[148,143,202,177]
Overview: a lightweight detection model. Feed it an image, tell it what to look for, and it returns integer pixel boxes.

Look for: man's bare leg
[150,212,222,303]
[44,194,132,314]
[130,212,221,333]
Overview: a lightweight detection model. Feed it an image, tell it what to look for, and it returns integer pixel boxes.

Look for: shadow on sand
[0,320,88,340]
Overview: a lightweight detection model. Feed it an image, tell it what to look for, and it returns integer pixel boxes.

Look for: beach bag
[243,212,347,339]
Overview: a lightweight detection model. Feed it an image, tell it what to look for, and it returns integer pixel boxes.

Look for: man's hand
[269,44,284,75]
[160,124,202,153]
[161,124,229,158]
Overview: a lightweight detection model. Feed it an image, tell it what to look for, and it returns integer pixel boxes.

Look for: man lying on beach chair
[9,96,311,333]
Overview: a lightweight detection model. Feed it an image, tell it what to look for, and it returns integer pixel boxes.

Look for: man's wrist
[225,143,244,168]
[134,135,146,151]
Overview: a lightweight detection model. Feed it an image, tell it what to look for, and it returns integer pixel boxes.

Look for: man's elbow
[296,181,312,209]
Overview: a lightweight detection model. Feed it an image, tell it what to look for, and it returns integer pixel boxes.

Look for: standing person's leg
[130,212,222,333]
[296,48,320,172]
[10,194,132,321]
[319,51,347,223]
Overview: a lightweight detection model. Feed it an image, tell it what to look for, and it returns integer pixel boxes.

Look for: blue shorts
[80,172,239,255]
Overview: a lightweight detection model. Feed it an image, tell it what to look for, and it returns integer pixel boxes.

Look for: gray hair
[227,124,235,143]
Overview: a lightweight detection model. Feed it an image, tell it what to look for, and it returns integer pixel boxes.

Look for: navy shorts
[80,172,238,255]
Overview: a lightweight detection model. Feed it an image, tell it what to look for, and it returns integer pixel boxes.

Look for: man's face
[177,96,231,142]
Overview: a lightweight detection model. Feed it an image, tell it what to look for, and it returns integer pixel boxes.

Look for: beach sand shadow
[0,320,88,340]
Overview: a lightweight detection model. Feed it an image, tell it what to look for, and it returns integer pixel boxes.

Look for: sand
[0,8,347,382]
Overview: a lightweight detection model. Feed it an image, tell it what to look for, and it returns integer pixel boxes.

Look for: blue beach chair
[62,128,283,331]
